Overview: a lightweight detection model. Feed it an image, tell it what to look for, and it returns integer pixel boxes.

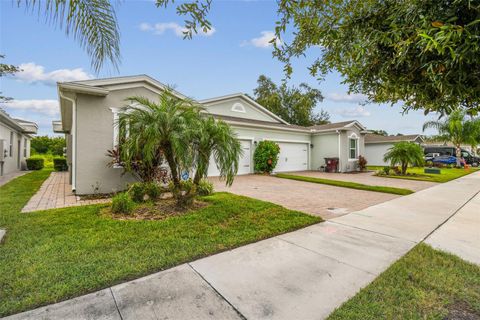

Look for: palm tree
[17,0,120,72]
[423,110,480,165]
[118,91,201,190]
[192,116,242,186]
[383,142,424,175]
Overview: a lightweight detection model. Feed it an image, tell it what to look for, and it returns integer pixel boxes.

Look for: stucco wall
[0,122,30,176]
[365,143,391,166]
[75,86,160,194]
[339,127,365,172]
[204,98,279,123]
[311,133,339,170]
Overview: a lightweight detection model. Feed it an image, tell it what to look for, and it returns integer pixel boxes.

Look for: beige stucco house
[53,75,368,195]
[0,108,38,176]
[364,134,425,166]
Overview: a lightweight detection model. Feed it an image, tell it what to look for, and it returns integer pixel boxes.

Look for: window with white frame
[348,134,358,160]
[9,132,13,157]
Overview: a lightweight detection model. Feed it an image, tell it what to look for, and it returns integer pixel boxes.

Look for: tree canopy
[156,0,480,115]
[0,55,19,102]
[253,75,329,126]
[31,136,66,156]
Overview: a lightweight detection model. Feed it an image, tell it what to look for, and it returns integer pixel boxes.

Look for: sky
[0,0,439,136]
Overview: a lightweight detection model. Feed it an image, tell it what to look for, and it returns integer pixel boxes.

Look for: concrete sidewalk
[5,171,480,320]
[425,192,480,265]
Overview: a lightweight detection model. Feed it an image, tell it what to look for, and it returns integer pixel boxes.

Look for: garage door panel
[275,142,308,172]
[208,140,251,177]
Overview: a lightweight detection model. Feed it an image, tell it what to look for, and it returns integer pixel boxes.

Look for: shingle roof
[210,114,310,131]
[365,134,423,143]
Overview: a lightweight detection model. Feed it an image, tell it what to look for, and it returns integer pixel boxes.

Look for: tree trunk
[163,146,180,187]
[401,162,408,175]
[455,144,462,167]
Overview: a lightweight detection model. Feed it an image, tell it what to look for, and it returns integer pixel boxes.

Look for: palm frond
[18,0,120,72]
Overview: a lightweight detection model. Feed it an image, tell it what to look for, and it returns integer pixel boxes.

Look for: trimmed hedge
[26,157,44,170]
[53,158,68,171]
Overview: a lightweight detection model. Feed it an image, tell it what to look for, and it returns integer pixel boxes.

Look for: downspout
[336,130,342,173]
[59,91,76,192]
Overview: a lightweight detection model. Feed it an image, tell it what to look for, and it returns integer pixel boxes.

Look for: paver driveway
[211,174,399,219]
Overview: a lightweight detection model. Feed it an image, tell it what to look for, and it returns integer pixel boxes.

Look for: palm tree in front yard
[192,116,242,186]
[383,142,424,175]
[423,110,480,165]
[118,91,201,190]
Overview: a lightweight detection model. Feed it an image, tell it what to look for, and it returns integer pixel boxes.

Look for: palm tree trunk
[193,155,208,185]
[401,162,408,175]
[455,144,462,167]
[163,147,180,187]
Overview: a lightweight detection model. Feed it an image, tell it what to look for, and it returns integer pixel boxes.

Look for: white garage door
[208,140,251,176]
[275,142,308,172]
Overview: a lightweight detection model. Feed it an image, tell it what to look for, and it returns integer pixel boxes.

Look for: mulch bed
[102,198,209,221]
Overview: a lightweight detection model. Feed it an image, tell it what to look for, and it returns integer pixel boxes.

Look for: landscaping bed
[328,244,480,319]
[368,166,478,183]
[275,173,414,195]
[0,170,321,317]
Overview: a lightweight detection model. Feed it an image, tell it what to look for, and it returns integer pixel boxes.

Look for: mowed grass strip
[276,173,414,195]
[328,244,480,319]
[0,170,321,317]
[368,166,479,183]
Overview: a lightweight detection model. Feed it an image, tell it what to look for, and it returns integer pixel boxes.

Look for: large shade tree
[423,110,480,165]
[253,75,329,126]
[156,0,480,115]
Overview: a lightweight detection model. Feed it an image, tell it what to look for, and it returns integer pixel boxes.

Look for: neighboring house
[0,108,38,176]
[364,134,425,166]
[53,75,368,195]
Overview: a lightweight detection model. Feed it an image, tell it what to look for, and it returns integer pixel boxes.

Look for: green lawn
[368,166,478,183]
[0,170,321,317]
[328,244,480,319]
[276,173,414,195]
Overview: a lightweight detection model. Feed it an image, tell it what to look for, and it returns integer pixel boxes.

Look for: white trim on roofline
[344,120,367,131]
[62,75,188,100]
[199,93,290,125]
[224,120,310,133]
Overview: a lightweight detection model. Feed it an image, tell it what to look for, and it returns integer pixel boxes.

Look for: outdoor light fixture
[254,141,258,145]
[310,143,314,148]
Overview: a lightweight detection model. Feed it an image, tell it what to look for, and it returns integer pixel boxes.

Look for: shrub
[53,157,68,171]
[197,179,214,196]
[128,183,145,203]
[144,182,162,200]
[253,140,280,174]
[111,192,135,214]
[26,157,44,170]
[382,166,390,175]
[358,155,367,171]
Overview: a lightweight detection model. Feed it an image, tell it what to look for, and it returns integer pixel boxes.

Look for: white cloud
[327,92,367,104]
[2,99,59,116]
[139,22,216,37]
[337,105,371,118]
[14,63,92,85]
[241,31,282,48]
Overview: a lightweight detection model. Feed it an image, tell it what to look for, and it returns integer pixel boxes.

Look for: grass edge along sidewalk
[276,173,414,195]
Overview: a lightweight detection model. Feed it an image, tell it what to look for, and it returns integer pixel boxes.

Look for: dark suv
[424,146,479,166]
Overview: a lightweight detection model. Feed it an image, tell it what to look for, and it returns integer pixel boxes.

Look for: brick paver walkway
[22,172,110,212]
